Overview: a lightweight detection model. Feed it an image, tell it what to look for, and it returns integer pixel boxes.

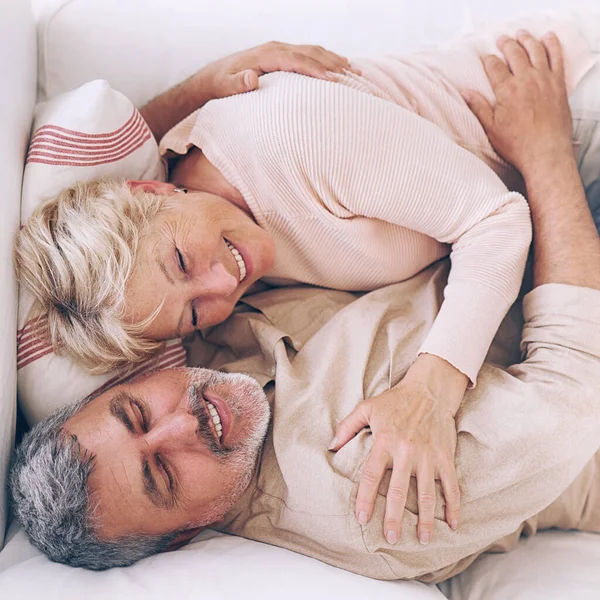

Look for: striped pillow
[17,80,186,425]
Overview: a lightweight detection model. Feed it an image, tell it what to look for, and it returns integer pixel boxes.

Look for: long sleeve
[303,79,532,383]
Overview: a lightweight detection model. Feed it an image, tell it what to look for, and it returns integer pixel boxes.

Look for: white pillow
[17,79,186,425]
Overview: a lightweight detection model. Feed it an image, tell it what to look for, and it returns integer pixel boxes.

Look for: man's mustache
[188,382,229,457]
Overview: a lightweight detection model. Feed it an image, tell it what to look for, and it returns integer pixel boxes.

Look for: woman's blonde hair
[14,178,166,375]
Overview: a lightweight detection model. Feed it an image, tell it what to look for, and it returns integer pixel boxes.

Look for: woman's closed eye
[176,248,188,274]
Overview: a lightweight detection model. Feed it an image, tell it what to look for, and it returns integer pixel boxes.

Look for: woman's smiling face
[125,183,275,340]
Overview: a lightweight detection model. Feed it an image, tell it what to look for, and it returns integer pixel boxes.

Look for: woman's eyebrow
[153,246,185,335]
[154,248,175,285]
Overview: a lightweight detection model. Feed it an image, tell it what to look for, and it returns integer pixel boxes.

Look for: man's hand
[141,41,358,143]
[462,30,574,178]
[329,354,466,545]
[204,41,360,99]
[464,30,600,291]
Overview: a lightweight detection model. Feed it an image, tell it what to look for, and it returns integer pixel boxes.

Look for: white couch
[1,0,599,598]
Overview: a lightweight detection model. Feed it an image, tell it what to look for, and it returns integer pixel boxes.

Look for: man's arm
[140,42,356,142]
[464,30,600,289]
[373,32,600,581]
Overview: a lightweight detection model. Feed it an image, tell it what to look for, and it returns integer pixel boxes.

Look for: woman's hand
[205,41,360,99]
[462,30,573,178]
[329,354,467,545]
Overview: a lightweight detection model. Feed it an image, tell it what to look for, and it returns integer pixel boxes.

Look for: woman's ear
[166,527,204,552]
[127,180,177,195]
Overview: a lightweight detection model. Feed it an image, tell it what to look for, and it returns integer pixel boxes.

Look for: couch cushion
[0,0,36,550]
[36,0,476,107]
[0,524,447,600]
[442,531,600,600]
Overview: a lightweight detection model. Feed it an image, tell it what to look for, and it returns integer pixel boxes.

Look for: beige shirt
[188,264,600,582]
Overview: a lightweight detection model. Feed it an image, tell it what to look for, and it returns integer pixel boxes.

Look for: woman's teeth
[225,240,247,282]
[206,400,223,438]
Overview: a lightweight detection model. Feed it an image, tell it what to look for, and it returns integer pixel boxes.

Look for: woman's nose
[191,261,238,297]
[143,411,199,451]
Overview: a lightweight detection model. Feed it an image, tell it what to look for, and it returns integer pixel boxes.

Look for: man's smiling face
[64,367,270,539]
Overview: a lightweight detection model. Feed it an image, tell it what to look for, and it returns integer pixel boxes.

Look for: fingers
[301,44,360,76]
[440,462,461,531]
[264,42,360,80]
[482,54,510,88]
[542,32,565,78]
[383,456,412,544]
[514,29,550,70]
[329,400,370,450]
[416,461,435,545]
[496,30,563,78]
[462,90,493,130]
[355,446,389,525]
[284,51,334,80]
[234,70,259,93]
[496,35,533,75]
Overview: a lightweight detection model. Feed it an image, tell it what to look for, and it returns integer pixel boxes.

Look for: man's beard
[183,367,270,520]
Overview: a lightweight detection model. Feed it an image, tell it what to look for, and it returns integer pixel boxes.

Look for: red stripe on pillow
[88,343,186,398]
[32,110,139,140]
[28,130,149,162]
[17,315,49,338]
[26,108,153,167]
[18,336,51,360]
[28,112,147,155]
[26,133,151,167]
[17,346,55,370]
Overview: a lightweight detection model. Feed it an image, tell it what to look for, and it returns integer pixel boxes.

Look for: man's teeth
[225,240,247,282]
[206,400,223,438]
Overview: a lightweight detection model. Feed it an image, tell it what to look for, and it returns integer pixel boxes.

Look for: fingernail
[450,519,458,530]
[516,28,528,36]
[328,437,338,450]
[419,532,431,545]
[497,34,509,44]
[357,511,369,525]
[386,530,398,544]
[244,71,253,87]
[542,31,556,40]
[461,91,471,102]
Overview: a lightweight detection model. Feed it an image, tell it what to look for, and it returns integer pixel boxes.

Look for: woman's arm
[140,42,356,142]
[318,78,531,386]
[325,73,531,545]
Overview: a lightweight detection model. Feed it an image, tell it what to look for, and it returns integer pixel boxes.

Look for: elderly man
[10,34,600,580]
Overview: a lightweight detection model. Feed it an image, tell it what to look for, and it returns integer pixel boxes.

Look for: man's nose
[190,261,238,298]
[143,411,199,451]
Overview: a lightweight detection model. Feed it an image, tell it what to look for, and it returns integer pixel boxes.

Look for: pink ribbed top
[161,18,595,383]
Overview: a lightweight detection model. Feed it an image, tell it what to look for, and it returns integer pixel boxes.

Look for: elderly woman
[15,20,599,545]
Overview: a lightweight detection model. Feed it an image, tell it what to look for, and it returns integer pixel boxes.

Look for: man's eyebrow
[109,393,135,434]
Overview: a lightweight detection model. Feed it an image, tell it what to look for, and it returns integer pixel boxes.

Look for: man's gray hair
[9,398,178,570]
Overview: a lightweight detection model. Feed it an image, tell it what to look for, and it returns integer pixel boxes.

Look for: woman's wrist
[403,354,468,415]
